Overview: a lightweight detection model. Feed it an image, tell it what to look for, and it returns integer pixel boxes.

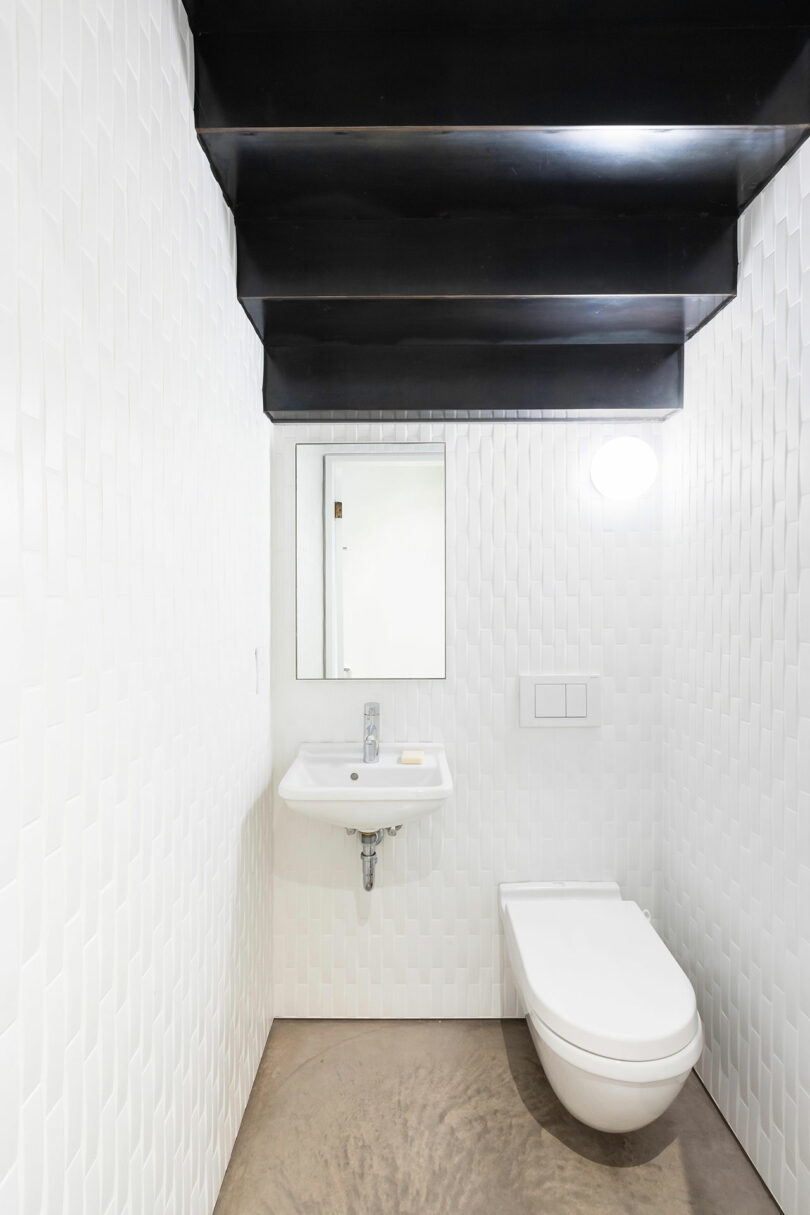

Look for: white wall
[271,421,663,1017]
[1,1,272,1212]
[662,140,810,1215]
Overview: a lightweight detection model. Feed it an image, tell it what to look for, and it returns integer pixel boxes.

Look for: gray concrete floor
[214,1019,779,1215]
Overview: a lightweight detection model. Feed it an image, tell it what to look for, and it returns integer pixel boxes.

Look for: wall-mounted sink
[278,743,453,832]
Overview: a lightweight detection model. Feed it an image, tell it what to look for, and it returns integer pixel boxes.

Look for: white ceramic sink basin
[278,743,453,831]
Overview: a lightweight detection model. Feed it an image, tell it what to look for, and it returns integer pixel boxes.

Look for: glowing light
[590,437,658,501]
[568,125,653,155]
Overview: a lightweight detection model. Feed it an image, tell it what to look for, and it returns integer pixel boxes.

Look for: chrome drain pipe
[359,829,385,891]
[346,827,403,890]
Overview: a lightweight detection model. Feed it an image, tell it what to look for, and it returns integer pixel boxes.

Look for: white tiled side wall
[271,422,663,1017]
[662,141,810,1215]
[1,2,272,1213]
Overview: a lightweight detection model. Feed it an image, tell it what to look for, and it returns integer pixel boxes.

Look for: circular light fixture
[590,437,658,501]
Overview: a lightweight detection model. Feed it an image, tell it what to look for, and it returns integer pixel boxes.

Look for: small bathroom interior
[6,1,810,1213]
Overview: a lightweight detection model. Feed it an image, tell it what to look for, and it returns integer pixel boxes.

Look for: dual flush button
[534,682,587,718]
[519,676,601,728]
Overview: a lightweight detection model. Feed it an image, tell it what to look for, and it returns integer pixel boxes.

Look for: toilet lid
[504,898,699,1062]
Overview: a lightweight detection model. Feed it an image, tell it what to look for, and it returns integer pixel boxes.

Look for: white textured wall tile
[3,1,272,1213]
[271,422,663,1020]
[663,139,810,1215]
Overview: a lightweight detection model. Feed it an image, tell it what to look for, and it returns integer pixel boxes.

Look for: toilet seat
[503,894,700,1062]
[527,1012,704,1083]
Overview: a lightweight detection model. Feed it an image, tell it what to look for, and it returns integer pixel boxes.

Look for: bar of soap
[400,750,424,765]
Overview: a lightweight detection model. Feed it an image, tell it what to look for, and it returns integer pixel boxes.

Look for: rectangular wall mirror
[296,443,446,679]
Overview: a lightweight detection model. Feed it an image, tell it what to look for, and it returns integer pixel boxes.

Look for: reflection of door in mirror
[321,451,444,679]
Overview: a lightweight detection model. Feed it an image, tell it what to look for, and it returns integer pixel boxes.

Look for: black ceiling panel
[236,216,735,301]
[194,31,810,129]
[200,127,810,221]
[180,1,810,420]
[264,344,683,417]
[245,296,729,349]
[183,1,810,34]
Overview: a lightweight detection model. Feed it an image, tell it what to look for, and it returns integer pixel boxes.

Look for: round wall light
[590,436,658,501]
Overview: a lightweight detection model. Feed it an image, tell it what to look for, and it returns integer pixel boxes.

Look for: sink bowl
[278,743,453,831]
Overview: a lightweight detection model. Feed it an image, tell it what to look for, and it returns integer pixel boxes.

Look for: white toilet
[499,881,703,1133]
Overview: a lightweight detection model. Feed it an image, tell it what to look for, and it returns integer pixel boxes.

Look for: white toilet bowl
[499,881,703,1133]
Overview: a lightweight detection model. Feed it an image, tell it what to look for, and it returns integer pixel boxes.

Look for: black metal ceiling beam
[263,344,682,418]
[198,127,810,221]
[183,1,810,35]
[237,216,735,302]
[244,296,730,349]
[194,30,810,129]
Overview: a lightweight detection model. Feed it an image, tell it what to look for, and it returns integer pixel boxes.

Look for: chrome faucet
[363,702,380,763]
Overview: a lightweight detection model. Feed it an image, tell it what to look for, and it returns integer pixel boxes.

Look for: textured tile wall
[662,139,810,1215]
[271,422,664,1018]
[1,1,272,1212]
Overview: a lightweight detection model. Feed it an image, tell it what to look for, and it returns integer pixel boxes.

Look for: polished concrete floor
[214,1020,778,1215]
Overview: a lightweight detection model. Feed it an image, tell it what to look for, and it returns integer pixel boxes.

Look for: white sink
[278,743,453,831]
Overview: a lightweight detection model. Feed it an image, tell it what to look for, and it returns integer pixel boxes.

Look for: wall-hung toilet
[499,882,703,1133]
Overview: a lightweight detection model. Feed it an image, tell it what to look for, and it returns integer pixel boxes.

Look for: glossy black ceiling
[182,2,810,421]
[245,298,729,349]
[200,128,807,220]
[183,1,810,32]
[195,31,809,128]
